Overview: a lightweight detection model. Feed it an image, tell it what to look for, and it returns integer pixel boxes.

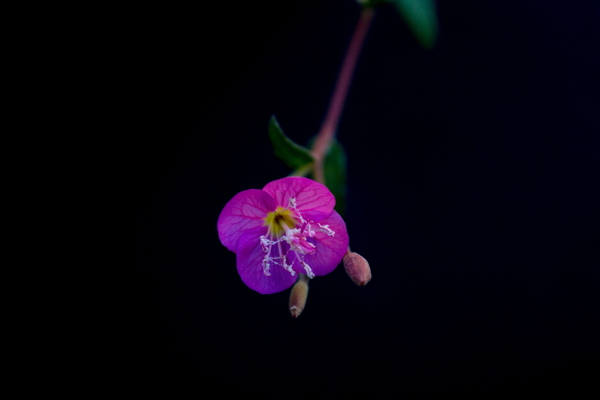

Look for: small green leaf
[391,0,438,48]
[268,115,315,169]
[323,140,348,217]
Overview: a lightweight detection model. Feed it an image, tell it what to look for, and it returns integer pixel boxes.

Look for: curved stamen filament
[278,239,295,276]
[279,220,292,233]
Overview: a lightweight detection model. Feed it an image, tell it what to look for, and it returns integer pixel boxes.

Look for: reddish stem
[311,7,374,176]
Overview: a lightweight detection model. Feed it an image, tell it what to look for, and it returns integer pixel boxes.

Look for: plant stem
[311,7,374,184]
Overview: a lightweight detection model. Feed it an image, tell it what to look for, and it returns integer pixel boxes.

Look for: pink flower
[217,177,349,294]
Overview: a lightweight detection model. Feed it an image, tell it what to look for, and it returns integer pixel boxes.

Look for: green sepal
[391,0,438,48]
[268,115,315,169]
[323,140,348,217]
[307,136,348,217]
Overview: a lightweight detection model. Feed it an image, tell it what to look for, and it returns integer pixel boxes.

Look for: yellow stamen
[264,207,298,237]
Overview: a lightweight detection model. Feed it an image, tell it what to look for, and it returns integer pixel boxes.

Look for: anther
[288,197,297,209]
[283,256,295,276]
[262,258,271,277]
[318,223,335,237]
[301,261,315,279]
[260,235,270,252]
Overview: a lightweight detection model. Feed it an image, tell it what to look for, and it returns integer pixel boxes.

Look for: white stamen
[307,222,315,237]
[279,241,295,276]
[259,196,322,279]
[262,258,271,276]
[301,261,315,279]
[260,235,270,252]
[283,257,295,276]
[289,197,309,225]
[259,234,297,277]
[284,228,300,241]
[318,223,335,237]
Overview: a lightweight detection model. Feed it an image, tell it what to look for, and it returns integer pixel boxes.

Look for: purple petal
[217,189,277,252]
[236,227,297,294]
[289,210,349,276]
[262,177,335,222]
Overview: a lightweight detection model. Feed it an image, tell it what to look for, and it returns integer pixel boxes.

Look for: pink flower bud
[289,275,309,318]
[343,251,371,286]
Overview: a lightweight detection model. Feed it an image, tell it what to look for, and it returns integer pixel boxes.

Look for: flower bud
[289,275,309,318]
[343,251,371,286]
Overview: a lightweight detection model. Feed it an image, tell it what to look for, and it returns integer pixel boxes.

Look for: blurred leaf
[323,140,348,217]
[391,0,438,48]
[268,115,314,169]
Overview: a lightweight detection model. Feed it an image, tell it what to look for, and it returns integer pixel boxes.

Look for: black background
[113,0,599,396]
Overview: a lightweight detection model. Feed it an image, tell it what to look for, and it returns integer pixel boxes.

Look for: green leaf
[391,0,438,48]
[323,140,348,217]
[268,115,315,169]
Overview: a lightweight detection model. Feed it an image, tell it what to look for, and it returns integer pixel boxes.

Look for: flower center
[264,207,298,238]
[259,197,333,280]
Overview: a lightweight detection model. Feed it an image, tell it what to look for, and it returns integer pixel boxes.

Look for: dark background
[113,0,599,396]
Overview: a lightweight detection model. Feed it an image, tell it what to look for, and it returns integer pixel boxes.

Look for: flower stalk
[311,7,375,184]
